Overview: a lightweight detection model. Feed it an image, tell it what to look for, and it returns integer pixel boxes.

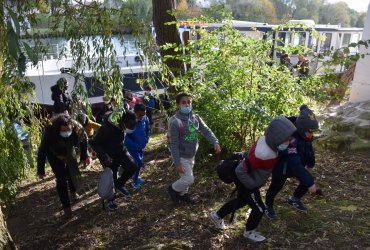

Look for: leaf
[23,42,38,65]
[7,7,20,35]
[348,43,357,48]
[7,21,20,60]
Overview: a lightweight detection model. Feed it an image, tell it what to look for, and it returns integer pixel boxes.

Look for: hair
[49,114,73,140]
[57,77,67,87]
[120,110,137,124]
[134,103,146,113]
[144,85,152,91]
[175,92,192,104]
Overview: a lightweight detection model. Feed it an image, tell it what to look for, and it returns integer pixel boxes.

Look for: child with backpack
[167,92,221,204]
[208,116,296,243]
[124,104,150,189]
[90,110,137,210]
[265,105,321,219]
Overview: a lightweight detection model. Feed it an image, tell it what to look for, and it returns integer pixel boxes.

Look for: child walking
[265,105,320,219]
[124,103,150,189]
[208,116,296,242]
[167,92,221,204]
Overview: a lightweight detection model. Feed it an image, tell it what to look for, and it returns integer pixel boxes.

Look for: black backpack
[217,151,249,184]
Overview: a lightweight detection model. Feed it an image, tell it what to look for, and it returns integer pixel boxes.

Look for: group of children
[166,93,321,243]
[38,84,321,243]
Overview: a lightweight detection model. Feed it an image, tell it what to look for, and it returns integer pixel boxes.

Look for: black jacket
[51,84,72,114]
[273,130,315,188]
[37,121,88,175]
[89,118,127,164]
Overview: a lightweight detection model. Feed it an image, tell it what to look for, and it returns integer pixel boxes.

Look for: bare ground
[6,134,370,249]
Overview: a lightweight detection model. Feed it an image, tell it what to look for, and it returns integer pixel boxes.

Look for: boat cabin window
[342,33,351,47]
[321,33,332,53]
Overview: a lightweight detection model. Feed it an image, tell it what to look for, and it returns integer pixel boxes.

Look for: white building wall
[349,3,370,102]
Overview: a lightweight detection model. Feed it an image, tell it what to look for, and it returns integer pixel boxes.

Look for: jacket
[236,136,278,190]
[168,111,219,166]
[51,84,72,114]
[89,117,127,164]
[272,131,315,188]
[37,120,88,175]
[124,116,150,151]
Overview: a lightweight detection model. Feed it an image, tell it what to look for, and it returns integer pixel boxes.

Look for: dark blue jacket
[124,116,150,151]
[272,131,315,188]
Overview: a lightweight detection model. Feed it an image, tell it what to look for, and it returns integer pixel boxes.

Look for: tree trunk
[152,0,184,80]
[0,207,17,250]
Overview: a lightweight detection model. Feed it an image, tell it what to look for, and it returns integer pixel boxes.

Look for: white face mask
[60,130,72,138]
[125,128,135,134]
[277,143,288,151]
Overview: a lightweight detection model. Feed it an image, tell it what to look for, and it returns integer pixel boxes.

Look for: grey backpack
[97,168,115,201]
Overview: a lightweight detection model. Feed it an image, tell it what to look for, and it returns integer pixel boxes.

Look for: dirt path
[6,134,370,249]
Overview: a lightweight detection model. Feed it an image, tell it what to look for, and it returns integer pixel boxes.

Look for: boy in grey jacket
[168,92,221,204]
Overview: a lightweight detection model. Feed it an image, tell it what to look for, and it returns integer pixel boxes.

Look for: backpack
[167,114,200,141]
[97,167,115,201]
[216,151,249,184]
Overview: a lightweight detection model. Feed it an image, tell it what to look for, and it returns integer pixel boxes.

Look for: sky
[327,0,369,12]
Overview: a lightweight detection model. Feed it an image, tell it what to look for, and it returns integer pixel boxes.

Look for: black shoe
[179,193,195,204]
[167,185,180,204]
[265,205,277,219]
[288,197,307,212]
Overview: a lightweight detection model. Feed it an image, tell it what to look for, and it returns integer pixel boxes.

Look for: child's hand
[214,144,221,154]
[308,184,317,193]
[175,165,185,174]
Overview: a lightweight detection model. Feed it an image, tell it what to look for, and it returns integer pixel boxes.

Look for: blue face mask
[60,130,72,138]
[180,106,192,114]
[277,143,288,151]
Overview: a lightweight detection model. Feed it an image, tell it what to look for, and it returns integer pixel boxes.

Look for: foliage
[0,0,162,208]
[0,1,44,208]
[164,21,320,152]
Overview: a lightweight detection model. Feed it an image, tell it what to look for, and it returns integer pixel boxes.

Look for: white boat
[26,52,164,109]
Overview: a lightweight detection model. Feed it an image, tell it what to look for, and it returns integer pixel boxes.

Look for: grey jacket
[168,111,219,166]
[235,163,272,190]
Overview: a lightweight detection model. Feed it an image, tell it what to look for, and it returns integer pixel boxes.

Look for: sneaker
[265,205,277,219]
[136,178,145,185]
[243,229,266,243]
[208,211,225,230]
[107,200,118,210]
[288,197,307,212]
[167,185,180,204]
[132,178,145,189]
[179,193,195,204]
[116,186,131,197]
[131,182,141,189]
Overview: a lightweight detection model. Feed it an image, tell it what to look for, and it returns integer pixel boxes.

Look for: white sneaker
[208,211,225,230]
[243,229,266,243]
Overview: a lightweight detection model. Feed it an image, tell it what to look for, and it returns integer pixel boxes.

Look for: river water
[21,35,139,60]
